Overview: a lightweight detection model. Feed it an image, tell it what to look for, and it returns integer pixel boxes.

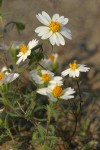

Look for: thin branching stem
[37,62,47,70]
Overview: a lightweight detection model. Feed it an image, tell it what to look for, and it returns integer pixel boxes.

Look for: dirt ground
[0,0,100,149]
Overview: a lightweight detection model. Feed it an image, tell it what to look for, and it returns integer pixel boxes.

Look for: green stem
[76,80,83,115]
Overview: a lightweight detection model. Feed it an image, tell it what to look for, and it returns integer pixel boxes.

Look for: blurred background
[0,0,100,149]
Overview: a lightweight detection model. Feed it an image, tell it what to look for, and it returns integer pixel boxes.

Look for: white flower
[37,84,75,102]
[35,11,72,46]
[16,39,39,65]
[30,69,63,86]
[30,69,54,84]
[0,71,19,85]
[61,60,90,78]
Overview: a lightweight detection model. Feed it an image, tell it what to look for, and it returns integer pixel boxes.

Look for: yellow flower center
[41,73,51,83]
[20,44,28,54]
[49,21,61,32]
[49,54,55,62]
[69,60,78,70]
[0,72,5,80]
[52,85,63,97]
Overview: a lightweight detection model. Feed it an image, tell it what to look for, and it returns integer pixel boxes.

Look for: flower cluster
[14,11,90,104]
[29,59,89,102]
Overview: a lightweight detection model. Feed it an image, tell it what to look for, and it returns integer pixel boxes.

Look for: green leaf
[32,132,38,140]
[15,22,25,30]
[49,125,55,134]
[38,125,45,137]
[28,51,44,65]
[31,44,43,51]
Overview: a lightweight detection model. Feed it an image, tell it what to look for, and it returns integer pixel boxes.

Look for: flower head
[16,39,39,65]
[30,69,54,85]
[30,69,63,86]
[35,11,72,46]
[61,60,90,78]
[37,83,75,102]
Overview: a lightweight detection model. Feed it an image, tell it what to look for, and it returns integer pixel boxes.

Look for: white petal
[10,73,19,82]
[47,93,57,102]
[35,26,52,39]
[55,32,65,45]
[16,55,24,65]
[35,26,50,33]
[41,30,53,39]
[36,13,49,26]
[41,70,48,74]
[49,34,56,46]
[75,69,80,77]
[41,70,54,76]
[53,33,60,46]
[71,70,76,78]
[60,87,75,100]
[27,49,31,55]
[37,88,48,95]
[28,39,39,50]
[30,72,41,84]
[49,33,60,46]
[58,16,69,25]
[63,87,75,95]
[60,27,72,40]
[4,73,19,83]
[42,11,51,22]
[50,32,64,46]
[60,18,69,25]
[52,14,59,21]
[78,65,90,72]
[49,76,63,85]
[52,76,63,81]
[22,54,28,61]
[48,84,56,90]
[61,69,70,77]
[17,52,23,57]
[1,66,8,72]
[60,95,74,100]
